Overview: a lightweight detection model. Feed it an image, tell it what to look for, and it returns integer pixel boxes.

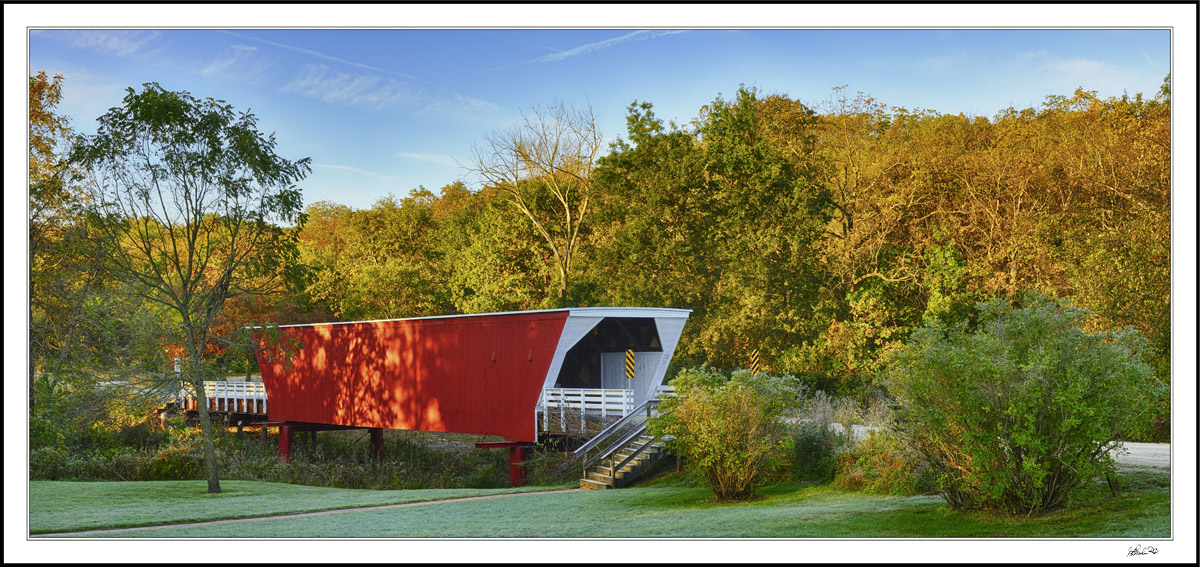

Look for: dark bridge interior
[553,317,663,389]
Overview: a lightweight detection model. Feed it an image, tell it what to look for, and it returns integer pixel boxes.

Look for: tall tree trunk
[187,348,222,493]
[189,376,222,494]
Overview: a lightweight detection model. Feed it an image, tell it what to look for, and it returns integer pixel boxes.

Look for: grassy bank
[32,467,1168,538]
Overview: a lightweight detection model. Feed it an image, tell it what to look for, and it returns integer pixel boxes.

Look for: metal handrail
[610,434,662,488]
[574,397,667,481]
[573,398,658,457]
[586,421,650,471]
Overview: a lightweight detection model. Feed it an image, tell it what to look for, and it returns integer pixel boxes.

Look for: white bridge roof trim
[261,306,691,329]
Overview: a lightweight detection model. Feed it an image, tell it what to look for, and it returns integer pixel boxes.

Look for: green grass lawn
[30,468,1168,538]
[28,480,566,534]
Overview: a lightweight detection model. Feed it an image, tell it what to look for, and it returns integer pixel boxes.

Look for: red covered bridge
[242,307,690,476]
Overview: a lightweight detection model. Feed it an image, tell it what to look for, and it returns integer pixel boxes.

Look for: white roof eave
[565,307,692,319]
[254,306,691,330]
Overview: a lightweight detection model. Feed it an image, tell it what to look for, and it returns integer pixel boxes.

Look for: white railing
[181,380,268,414]
[539,388,635,433]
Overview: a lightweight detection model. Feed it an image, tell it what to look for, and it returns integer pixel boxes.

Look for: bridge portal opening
[553,317,662,389]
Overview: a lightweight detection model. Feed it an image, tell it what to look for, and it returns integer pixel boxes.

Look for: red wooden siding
[256,312,569,442]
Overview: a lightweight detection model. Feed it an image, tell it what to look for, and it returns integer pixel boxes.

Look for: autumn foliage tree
[70,83,310,493]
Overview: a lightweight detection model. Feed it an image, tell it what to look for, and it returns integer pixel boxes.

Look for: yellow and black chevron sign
[749,348,761,377]
[625,349,636,380]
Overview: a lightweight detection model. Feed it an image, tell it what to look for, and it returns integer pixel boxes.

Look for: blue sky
[23,26,1174,210]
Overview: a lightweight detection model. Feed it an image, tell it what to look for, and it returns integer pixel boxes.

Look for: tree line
[30,74,1172,469]
[287,82,1170,415]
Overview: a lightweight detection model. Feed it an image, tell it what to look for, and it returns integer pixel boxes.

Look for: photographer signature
[1126,544,1158,557]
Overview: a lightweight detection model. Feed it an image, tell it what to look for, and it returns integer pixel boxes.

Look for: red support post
[508,446,527,486]
[474,441,532,486]
[279,425,293,463]
[370,428,383,460]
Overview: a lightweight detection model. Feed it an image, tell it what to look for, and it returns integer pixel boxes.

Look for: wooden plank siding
[255,312,569,442]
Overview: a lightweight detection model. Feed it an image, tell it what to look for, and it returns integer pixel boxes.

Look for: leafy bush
[142,444,206,480]
[650,365,800,501]
[787,390,845,483]
[789,390,926,494]
[523,448,577,486]
[30,416,67,452]
[832,430,932,495]
[29,447,69,480]
[886,292,1160,514]
[788,418,839,483]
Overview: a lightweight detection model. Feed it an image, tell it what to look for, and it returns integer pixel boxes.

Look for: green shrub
[30,416,67,451]
[650,365,799,501]
[29,425,522,489]
[29,447,68,480]
[142,444,206,480]
[788,418,838,483]
[787,390,847,484]
[523,449,576,486]
[832,430,931,495]
[886,292,1160,514]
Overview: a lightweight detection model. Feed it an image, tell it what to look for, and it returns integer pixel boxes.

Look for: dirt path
[33,487,584,538]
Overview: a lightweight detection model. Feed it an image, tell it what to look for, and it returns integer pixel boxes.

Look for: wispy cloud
[201,44,273,84]
[1048,57,1108,76]
[1016,49,1050,60]
[914,52,967,72]
[282,64,422,111]
[419,93,503,119]
[528,30,687,64]
[1140,50,1157,69]
[40,29,162,56]
[1009,49,1133,93]
[224,31,502,120]
[314,163,398,179]
[397,152,461,168]
[217,30,421,82]
[1042,56,1125,89]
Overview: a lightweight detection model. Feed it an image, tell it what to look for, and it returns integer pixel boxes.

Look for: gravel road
[822,423,1171,471]
[1112,442,1170,470]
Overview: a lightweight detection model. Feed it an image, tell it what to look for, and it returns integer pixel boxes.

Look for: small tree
[886,292,1160,514]
[650,366,799,501]
[71,83,310,493]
